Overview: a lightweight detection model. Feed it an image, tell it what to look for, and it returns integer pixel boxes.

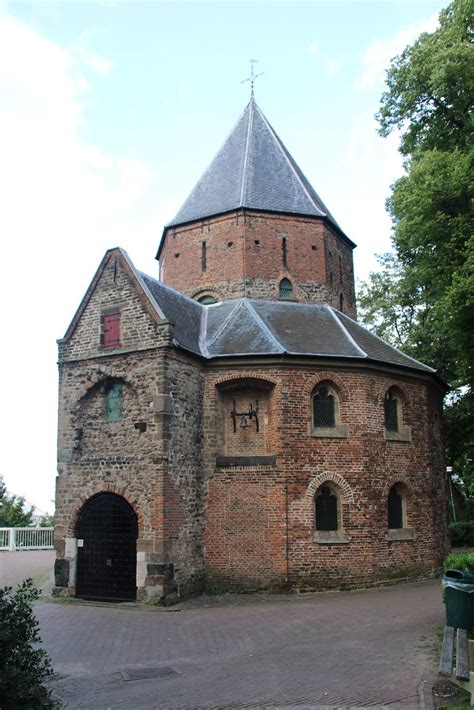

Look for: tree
[358,0,474,492]
[0,579,56,709]
[0,476,33,527]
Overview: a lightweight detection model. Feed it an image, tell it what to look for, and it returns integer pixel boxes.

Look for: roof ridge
[240,100,253,205]
[167,103,251,226]
[199,303,209,357]
[244,300,286,352]
[338,310,437,373]
[253,104,325,217]
[206,300,243,348]
[328,306,367,358]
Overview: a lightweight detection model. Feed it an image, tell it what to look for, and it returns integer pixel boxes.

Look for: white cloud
[0,6,160,512]
[325,58,342,77]
[355,13,439,92]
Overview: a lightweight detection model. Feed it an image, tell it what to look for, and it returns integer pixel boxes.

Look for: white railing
[0,528,54,551]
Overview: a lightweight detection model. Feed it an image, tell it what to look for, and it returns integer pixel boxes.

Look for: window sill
[386,528,414,541]
[311,423,348,439]
[384,426,411,442]
[216,455,276,467]
[314,531,350,544]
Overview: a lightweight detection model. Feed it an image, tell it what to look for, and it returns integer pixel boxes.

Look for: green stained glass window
[106,382,123,422]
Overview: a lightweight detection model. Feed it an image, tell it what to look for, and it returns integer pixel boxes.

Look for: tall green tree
[0,476,33,527]
[358,0,474,492]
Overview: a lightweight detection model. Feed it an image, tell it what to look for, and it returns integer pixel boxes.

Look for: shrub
[443,552,474,574]
[450,521,474,546]
[0,579,56,709]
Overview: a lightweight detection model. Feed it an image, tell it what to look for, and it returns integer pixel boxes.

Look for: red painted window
[101,312,120,348]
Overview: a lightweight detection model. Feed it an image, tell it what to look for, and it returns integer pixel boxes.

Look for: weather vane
[241,59,264,100]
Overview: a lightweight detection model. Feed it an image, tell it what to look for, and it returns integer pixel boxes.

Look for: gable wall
[60,254,160,361]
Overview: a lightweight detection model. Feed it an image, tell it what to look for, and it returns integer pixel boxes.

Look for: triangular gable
[62,247,165,342]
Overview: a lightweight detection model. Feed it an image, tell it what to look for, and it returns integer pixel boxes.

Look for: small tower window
[106,382,123,422]
[201,241,207,272]
[101,312,120,349]
[315,486,338,531]
[384,389,399,432]
[282,237,288,268]
[279,278,293,300]
[313,385,335,428]
[388,484,404,529]
[198,295,217,304]
[339,293,344,312]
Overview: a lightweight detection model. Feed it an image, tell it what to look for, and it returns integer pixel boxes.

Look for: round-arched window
[279,278,293,300]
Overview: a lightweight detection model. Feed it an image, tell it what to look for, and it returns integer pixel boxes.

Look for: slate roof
[141,273,435,375]
[165,99,346,238]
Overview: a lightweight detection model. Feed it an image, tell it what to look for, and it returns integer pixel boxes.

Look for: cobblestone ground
[35,579,445,709]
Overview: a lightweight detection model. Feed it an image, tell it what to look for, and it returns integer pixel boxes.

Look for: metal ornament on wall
[231,400,259,433]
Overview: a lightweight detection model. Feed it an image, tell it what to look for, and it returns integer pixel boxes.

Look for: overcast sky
[0,0,446,513]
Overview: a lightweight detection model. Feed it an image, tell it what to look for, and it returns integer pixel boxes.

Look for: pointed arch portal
[76,493,138,601]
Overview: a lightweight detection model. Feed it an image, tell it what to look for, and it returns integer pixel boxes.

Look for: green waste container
[443,569,474,629]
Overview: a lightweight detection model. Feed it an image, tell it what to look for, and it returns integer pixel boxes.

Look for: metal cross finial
[241,59,264,100]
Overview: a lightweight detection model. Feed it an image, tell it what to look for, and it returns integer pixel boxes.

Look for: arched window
[384,389,399,432]
[311,382,348,438]
[198,295,217,304]
[106,382,123,422]
[315,485,338,531]
[388,485,403,529]
[313,385,335,427]
[279,278,293,300]
[387,483,413,540]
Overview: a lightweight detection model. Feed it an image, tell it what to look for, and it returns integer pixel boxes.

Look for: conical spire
[167,99,341,231]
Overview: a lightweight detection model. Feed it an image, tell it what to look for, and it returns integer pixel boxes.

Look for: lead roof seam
[120,249,166,320]
[206,301,243,348]
[327,306,368,358]
[244,301,286,353]
[240,100,253,205]
[255,104,325,217]
[199,304,209,357]
[339,312,436,372]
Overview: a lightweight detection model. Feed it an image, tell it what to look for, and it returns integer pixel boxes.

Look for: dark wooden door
[76,493,138,601]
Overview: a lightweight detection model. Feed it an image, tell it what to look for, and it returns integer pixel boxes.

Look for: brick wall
[203,362,449,592]
[160,210,356,315]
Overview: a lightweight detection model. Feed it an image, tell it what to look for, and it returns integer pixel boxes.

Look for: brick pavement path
[0,549,55,590]
[37,580,444,709]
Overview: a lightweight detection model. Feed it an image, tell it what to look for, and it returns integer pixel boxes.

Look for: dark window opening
[316,486,338,531]
[282,237,287,268]
[279,278,293,300]
[201,241,207,271]
[227,241,233,247]
[101,312,120,349]
[198,295,217,304]
[313,385,335,427]
[106,382,123,422]
[388,485,403,529]
[339,293,344,311]
[384,390,399,432]
[174,253,180,258]
[311,245,317,251]
[254,239,260,246]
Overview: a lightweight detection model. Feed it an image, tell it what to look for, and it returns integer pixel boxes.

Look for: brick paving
[35,579,445,709]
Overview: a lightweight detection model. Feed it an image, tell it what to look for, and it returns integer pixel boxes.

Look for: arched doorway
[76,493,138,601]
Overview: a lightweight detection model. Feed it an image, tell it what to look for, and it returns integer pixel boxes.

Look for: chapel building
[54,99,449,602]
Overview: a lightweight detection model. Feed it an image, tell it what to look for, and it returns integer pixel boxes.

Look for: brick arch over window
[305,472,354,504]
[303,371,349,402]
[192,287,223,303]
[382,475,411,498]
[375,379,411,407]
[213,373,279,389]
[67,483,142,536]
